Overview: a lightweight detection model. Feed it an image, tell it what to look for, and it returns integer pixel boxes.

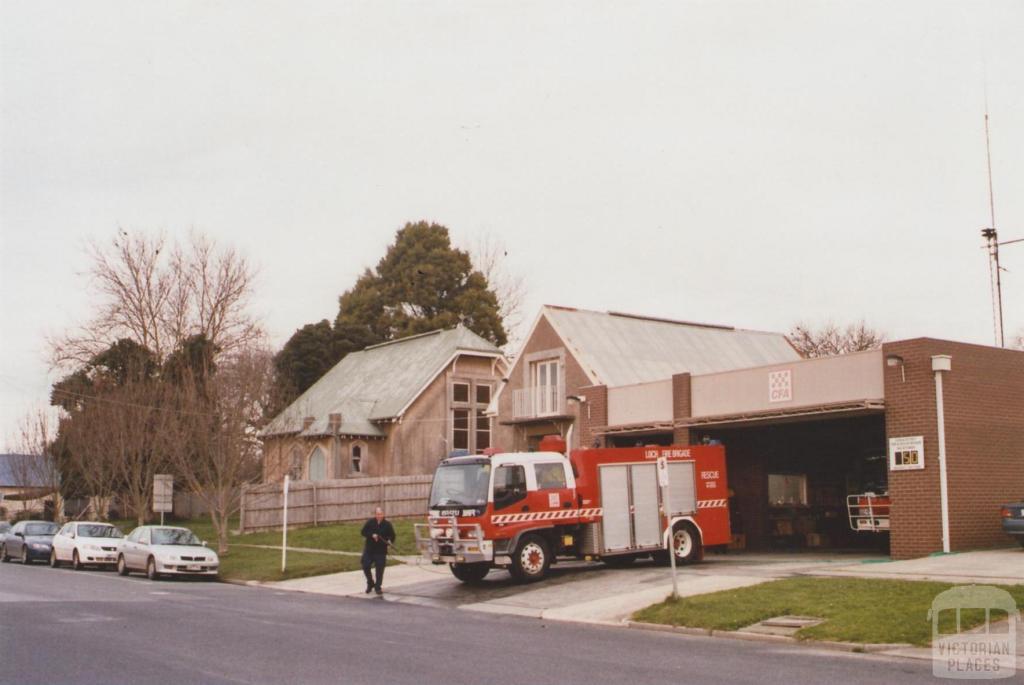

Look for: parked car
[51,521,125,570]
[1001,501,1024,548]
[0,520,58,564]
[118,526,219,580]
[0,521,10,539]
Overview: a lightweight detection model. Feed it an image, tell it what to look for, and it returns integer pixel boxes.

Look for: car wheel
[50,549,60,568]
[0,544,8,563]
[72,549,83,571]
[146,557,160,581]
[21,549,31,565]
[509,533,551,583]
[117,555,129,576]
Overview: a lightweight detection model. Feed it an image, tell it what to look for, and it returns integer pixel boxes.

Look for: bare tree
[1012,329,1024,350]
[8,410,62,517]
[471,234,527,353]
[788,320,886,358]
[62,380,167,525]
[163,349,274,553]
[49,230,263,369]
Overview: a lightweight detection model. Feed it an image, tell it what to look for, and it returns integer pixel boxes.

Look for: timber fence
[239,475,432,533]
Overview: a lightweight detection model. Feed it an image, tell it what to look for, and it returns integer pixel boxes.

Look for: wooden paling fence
[239,475,433,533]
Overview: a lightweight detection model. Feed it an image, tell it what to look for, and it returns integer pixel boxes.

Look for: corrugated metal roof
[260,325,502,438]
[0,454,53,488]
[542,306,801,387]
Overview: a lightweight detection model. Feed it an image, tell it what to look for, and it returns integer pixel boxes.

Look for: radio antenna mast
[981,91,1005,347]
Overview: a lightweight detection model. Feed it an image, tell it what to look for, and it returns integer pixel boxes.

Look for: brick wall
[579,384,608,448]
[884,338,1024,559]
[496,311,593,451]
[672,372,692,445]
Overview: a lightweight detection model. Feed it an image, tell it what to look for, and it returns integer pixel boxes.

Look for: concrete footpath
[263,552,879,623]
[261,549,1023,668]
[798,548,1024,585]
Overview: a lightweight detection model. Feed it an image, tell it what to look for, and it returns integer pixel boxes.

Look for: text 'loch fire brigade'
[415,436,732,583]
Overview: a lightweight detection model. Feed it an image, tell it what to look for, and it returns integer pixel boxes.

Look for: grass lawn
[233,518,420,556]
[217,546,367,582]
[633,577,1024,647]
[108,515,419,582]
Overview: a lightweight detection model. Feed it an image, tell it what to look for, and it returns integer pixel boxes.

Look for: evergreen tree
[271,221,507,408]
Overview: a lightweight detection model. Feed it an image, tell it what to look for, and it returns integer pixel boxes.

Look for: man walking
[360,506,395,596]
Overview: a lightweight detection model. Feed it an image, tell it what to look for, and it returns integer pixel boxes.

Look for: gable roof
[538,306,801,387]
[260,325,503,438]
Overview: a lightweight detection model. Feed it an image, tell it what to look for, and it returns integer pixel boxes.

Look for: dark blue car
[0,520,58,564]
[1002,501,1024,548]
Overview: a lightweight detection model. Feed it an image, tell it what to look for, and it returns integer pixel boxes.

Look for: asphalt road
[1,562,939,685]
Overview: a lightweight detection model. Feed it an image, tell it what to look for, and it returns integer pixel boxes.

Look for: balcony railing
[512,386,564,419]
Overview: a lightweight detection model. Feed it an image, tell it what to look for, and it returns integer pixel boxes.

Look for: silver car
[117,526,220,580]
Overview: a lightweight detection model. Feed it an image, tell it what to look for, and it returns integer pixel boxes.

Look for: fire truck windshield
[429,461,491,508]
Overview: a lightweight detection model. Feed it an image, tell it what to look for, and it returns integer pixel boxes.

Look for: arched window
[308,447,327,481]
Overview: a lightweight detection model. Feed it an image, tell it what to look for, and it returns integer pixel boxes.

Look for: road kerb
[625,620,912,654]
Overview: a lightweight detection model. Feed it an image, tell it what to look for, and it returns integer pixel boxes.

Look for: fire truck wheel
[671,523,701,564]
[510,534,551,582]
[449,562,490,584]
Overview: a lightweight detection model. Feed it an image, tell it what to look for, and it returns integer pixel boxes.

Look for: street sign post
[657,456,679,599]
[153,474,174,526]
[281,475,290,573]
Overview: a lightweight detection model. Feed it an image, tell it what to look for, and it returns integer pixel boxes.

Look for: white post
[281,475,290,573]
[932,355,952,554]
[657,456,679,599]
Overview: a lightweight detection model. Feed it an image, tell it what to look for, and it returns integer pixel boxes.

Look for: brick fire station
[496,307,1024,560]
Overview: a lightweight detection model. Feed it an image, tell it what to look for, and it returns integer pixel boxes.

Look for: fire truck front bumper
[414,522,493,565]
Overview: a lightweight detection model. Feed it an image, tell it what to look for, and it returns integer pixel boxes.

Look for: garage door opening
[695,414,889,554]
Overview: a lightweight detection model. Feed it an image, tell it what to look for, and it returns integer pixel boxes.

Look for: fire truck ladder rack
[847,493,891,533]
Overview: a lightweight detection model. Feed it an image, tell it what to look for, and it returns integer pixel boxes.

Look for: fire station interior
[692,414,890,554]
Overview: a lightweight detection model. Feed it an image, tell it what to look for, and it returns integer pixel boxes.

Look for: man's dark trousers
[362,551,386,591]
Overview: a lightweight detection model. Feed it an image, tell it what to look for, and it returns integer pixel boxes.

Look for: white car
[118,526,219,580]
[50,521,124,570]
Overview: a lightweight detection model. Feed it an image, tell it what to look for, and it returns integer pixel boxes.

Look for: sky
[1,1,1022,446]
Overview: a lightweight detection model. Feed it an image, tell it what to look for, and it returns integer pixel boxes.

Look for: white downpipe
[932,355,952,554]
[281,475,290,572]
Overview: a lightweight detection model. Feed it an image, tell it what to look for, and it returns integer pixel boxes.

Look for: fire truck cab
[415,439,731,583]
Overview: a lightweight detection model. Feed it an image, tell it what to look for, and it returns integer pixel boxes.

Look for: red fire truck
[414,437,731,583]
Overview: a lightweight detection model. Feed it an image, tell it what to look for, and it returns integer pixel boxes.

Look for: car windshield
[151,528,202,546]
[429,461,491,508]
[78,524,123,539]
[25,522,58,536]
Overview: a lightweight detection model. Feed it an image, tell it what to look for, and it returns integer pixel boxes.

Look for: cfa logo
[930,585,1019,680]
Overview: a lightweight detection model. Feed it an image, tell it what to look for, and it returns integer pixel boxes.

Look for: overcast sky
[2,1,1022,446]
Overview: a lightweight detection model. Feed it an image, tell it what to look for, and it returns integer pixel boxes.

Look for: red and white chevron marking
[492,508,603,524]
[697,499,728,508]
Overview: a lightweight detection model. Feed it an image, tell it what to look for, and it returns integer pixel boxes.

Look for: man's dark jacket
[361,518,396,556]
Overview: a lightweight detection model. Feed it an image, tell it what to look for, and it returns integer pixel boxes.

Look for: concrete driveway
[264,550,885,624]
[804,547,1024,585]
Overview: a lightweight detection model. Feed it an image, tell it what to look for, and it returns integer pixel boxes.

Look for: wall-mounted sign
[768,369,792,403]
[889,436,925,471]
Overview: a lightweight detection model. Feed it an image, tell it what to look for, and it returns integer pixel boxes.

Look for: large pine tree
[271,222,507,408]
